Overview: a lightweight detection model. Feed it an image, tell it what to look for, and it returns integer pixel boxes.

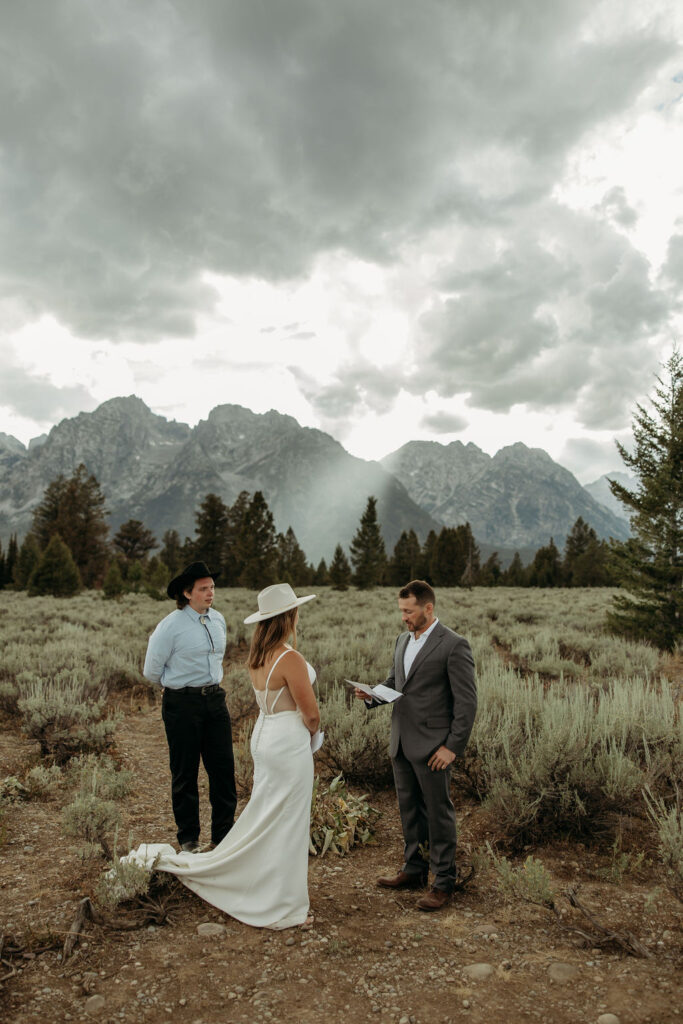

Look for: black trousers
[161,688,237,847]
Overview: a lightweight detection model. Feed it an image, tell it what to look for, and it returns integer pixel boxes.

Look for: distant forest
[0,465,617,598]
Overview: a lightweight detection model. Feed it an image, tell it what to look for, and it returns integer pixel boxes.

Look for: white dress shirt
[403,617,439,677]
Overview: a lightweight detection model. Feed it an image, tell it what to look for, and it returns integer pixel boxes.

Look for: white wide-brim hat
[244,583,316,624]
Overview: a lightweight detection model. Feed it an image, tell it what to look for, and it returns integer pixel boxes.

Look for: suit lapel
[404,623,445,685]
[395,634,410,691]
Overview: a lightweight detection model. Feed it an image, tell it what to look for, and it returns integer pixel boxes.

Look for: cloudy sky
[1,0,682,482]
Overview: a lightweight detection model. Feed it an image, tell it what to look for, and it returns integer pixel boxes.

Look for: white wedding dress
[124,649,315,929]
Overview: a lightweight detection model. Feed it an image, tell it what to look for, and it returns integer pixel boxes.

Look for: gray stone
[462,963,494,981]
[548,962,579,984]
[84,995,106,1015]
[196,922,226,937]
[597,1016,621,1024]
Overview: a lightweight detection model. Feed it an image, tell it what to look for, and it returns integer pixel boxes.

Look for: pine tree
[502,551,528,586]
[312,558,330,586]
[238,491,278,589]
[420,530,439,584]
[13,533,42,589]
[144,555,170,598]
[528,538,562,587]
[28,535,81,597]
[102,560,125,600]
[32,465,109,587]
[388,529,422,586]
[224,490,250,584]
[113,519,157,562]
[194,494,229,574]
[459,523,481,587]
[276,527,311,586]
[479,552,502,586]
[431,527,465,586]
[160,529,183,576]
[608,350,683,650]
[563,517,613,587]
[5,534,18,587]
[329,544,352,591]
[349,496,386,589]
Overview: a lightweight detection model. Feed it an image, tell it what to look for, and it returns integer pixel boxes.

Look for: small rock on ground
[548,963,579,983]
[597,1015,620,1024]
[462,963,494,980]
[196,922,226,937]
[84,994,106,1015]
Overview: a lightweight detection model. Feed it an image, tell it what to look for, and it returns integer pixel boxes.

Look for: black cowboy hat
[167,561,220,600]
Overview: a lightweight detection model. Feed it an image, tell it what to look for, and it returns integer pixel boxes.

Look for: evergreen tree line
[0,349,679,650]
[0,477,616,597]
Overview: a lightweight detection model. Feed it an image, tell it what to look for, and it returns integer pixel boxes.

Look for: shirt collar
[183,605,213,622]
[409,616,439,643]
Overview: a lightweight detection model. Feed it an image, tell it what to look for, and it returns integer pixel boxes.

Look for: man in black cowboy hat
[143,561,237,853]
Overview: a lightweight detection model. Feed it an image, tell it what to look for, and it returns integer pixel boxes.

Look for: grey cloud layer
[0,0,678,437]
[1,1,673,336]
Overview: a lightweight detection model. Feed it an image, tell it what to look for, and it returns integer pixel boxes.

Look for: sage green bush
[61,755,132,856]
[318,685,393,788]
[18,677,121,762]
[644,789,683,900]
[463,666,681,847]
[96,852,158,910]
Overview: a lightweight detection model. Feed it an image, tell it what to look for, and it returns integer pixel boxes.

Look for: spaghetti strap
[264,647,295,692]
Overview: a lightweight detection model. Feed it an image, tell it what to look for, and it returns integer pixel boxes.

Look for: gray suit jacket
[382,621,477,762]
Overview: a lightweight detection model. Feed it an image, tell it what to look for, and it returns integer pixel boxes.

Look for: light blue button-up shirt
[143,605,227,689]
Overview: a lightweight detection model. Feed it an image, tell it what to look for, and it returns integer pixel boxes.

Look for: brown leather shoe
[416,887,452,911]
[377,870,428,890]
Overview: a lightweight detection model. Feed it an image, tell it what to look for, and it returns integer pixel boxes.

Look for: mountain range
[0,396,631,563]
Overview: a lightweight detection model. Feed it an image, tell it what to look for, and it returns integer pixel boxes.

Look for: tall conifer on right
[608,350,682,651]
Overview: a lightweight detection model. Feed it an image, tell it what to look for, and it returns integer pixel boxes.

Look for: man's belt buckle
[200,684,215,696]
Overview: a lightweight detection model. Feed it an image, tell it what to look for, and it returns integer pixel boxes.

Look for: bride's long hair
[248,607,298,669]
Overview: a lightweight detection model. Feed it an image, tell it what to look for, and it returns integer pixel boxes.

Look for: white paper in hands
[344,679,403,703]
[310,730,324,753]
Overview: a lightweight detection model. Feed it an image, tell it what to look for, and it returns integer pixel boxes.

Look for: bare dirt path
[1,688,681,1024]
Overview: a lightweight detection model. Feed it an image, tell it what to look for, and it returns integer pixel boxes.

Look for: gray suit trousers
[392,740,457,891]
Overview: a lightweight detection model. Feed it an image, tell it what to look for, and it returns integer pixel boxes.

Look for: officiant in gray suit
[355,580,476,911]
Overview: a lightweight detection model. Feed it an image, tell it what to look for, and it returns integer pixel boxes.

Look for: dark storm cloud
[420,410,468,434]
[0,0,674,341]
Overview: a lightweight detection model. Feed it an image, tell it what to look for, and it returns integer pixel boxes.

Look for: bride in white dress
[124,583,319,930]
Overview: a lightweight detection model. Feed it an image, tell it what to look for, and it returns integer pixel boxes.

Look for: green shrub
[309,773,380,856]
[62,793,121,857]
[487,846,556,908]
[17,677,121,762]
[463,666,681,847]
[318,685,393,788]
[65,754,133,800]
[644,788,683,901]
[96,849,157,909]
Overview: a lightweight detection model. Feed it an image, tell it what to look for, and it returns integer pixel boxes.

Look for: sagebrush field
[0,587,681,1024]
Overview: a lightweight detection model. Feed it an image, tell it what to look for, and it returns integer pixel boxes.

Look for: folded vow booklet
[344,679,403,703]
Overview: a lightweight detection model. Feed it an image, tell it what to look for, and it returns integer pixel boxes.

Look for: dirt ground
[1,681,681,1024]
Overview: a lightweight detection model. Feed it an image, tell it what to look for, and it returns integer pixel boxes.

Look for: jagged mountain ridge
[584,472,634,524]
[381,439,630,550]
[0,397,630,562]
[0,397,439,562]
